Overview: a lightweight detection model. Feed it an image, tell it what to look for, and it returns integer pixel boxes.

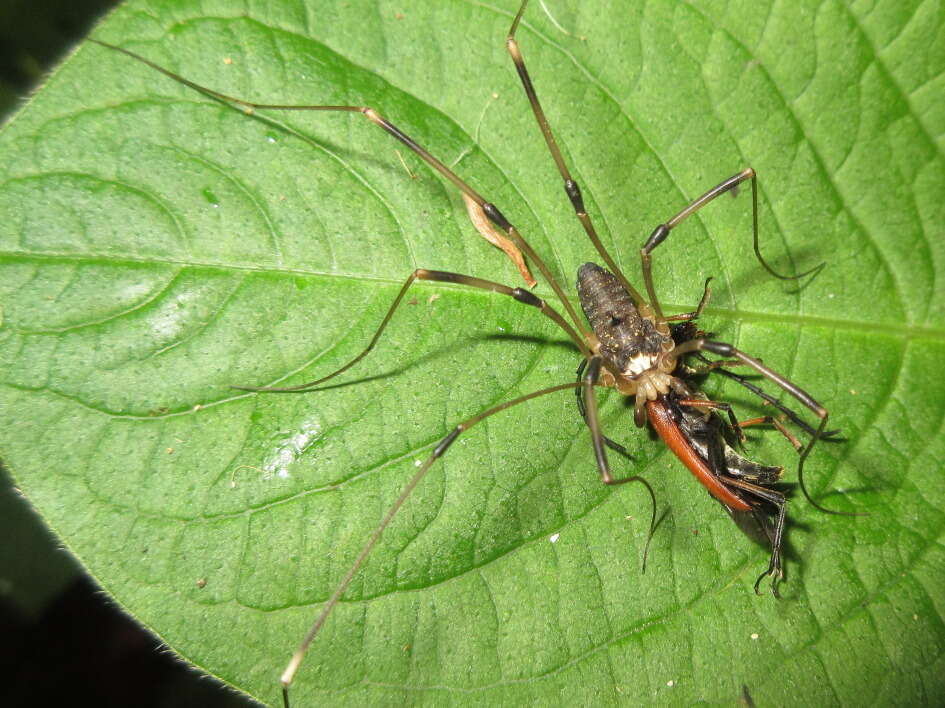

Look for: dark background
[1,1,255,705]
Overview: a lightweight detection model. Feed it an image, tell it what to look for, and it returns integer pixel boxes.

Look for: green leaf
[2,0,944,705]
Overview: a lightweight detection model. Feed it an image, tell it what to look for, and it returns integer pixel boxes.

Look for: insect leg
[677,397,745,443]
[640,169,824,320]
[672,339,861,517]
[680,396,813,452]
[233,269,589,392]
[671,402,788,594]
[711,366,843,440]
[738,416,804,452]
[662,277,713,322]
[506,0,645,305]
[88,38,589,338]
[279,381,581,707]
[680,392,806,451]
[697,417,787,596]
[723,478,788,597]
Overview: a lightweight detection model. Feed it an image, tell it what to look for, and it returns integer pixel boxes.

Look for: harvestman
[91,1,856,705]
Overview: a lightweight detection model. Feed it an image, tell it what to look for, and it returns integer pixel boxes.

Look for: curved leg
[738,416,803,452]
[581,356,657,571]
[233,268,589,392]
[640,169,823,320]
[583,358,636,485]
[574,359,633,457]
[89,37,588,338]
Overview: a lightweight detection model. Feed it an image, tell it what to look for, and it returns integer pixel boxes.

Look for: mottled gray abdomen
[576,263,666,374]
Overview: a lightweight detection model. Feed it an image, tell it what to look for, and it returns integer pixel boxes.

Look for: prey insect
[93,1,853,705]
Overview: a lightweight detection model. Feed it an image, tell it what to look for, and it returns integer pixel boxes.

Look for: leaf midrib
[3,249,939,339]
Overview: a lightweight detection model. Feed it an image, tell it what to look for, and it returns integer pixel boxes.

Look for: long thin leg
[711,365,842,440]
[88,38,589,338]
[583,358,634,485]
[581,357,657,570]
[574,359,633,457]
[233,268,588,393]
[671,338,862,517]
[278,381,582,707]
[506,1,646,306]
[641,169,823,320]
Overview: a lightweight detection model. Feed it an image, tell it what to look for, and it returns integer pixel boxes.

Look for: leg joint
[434,428,461,457]
[511,287,542,307]
[482,202,512,231]
[564,179,585,212]
[643,224,670,254]
[702,340,734,356]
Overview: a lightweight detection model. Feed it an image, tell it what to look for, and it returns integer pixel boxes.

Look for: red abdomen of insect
[645,398,752,512]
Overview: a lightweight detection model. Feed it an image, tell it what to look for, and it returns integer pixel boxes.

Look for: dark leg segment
[89,37,589,338]
[506,1,645,305]
[233,268,588,393]
[581,357,657,569]
[640,168,823,321]
[574,359,633,457]
[278,381,582,706]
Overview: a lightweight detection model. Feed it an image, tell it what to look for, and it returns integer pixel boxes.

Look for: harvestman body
[91,1,857,705]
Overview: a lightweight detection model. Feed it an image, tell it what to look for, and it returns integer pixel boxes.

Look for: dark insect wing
[681,411,783,484]
[722,447,784,485]
[674,396,786,547]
